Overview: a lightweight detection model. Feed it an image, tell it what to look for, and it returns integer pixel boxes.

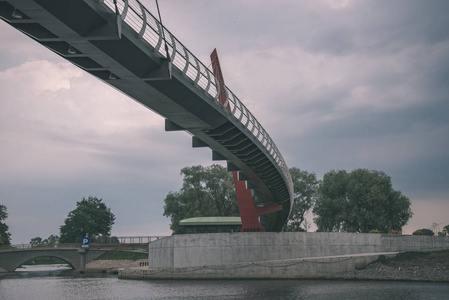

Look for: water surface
[1,265,448,300]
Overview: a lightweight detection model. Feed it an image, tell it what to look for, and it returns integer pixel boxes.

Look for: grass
[94,250,148,261]
[393,249,449,261]
[375,249,449,265]
[420,248,449,254]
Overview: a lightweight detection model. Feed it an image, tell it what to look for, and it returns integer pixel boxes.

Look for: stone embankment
[82,259,148,274]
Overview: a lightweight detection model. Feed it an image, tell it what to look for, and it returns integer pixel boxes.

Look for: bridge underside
[0,0,292,231]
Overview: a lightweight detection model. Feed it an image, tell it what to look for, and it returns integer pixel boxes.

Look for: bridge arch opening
[15,256,74,272]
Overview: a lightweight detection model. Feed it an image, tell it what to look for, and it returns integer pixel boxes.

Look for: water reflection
[16,264,72,272]
[1,268,448,300]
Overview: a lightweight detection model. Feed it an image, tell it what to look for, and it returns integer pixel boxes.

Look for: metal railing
[0,236,167,251]
[0,244,79,251]
[114,236,165,244]
[99,0,293,205]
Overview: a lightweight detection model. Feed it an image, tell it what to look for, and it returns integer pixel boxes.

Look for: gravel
[328,251,449,282]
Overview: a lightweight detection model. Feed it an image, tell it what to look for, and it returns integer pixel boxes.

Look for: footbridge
[0,0,294,231]
[0,246,107,272]
[0,236,164,272]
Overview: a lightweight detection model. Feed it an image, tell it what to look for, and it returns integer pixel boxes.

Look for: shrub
[388,230,399,235]
[416,228,435,236]
[370,229,380,234]
[413,230,423,235]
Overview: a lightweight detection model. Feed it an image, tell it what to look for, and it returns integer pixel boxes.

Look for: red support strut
[210,49,282,232]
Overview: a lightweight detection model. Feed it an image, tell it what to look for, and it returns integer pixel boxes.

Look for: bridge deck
[0,0,293,231]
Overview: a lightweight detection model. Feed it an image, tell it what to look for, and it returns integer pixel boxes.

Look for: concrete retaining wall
[121,252,398,280]
[148,232,449,269]
[118,233,449,279]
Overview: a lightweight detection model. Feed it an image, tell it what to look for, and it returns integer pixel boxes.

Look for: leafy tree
[283,168,319,232]
[46,234,60,245]
[30,234,59,246]
[313,169,413,233]
[0,204,11,245]
[30,237,43,246]
[443,225,449,236]
[59,196,115,243]
[163,165,238,234]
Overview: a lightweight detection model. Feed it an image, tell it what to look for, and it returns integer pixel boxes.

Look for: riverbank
[75,250,148,274]
[328,250,449,282]
[118,250,449,281]
[79,258,148,274]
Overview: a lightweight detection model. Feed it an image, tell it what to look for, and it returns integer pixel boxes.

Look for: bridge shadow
[16,256,74,271]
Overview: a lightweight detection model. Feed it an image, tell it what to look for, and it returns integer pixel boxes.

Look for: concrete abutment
[119,232,449,279]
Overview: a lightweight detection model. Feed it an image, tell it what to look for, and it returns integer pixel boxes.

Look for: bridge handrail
[114,236,166,244]
[0,236,167,251]
[0,243,80,251]
[101,0,293,206]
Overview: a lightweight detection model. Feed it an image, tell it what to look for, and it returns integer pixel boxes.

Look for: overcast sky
[1,0,448,243]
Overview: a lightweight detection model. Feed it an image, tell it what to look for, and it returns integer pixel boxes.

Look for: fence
[0,236,167,251]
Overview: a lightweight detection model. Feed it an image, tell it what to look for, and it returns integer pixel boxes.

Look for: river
[1,265,448,299]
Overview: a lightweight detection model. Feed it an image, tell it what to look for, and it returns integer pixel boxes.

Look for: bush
[388,230,399,235]
[416,228,434,236]
[413,230,423,235]
[370,229,380,234]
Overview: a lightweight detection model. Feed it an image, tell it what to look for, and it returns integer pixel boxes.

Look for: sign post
[81,237,89,248]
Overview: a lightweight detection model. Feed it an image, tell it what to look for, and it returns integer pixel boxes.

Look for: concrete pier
[119,232,449,279]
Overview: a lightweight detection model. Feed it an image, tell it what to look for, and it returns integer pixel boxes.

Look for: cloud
[0,59,215,185]
[1,1,448,242]
[0,58,211,242]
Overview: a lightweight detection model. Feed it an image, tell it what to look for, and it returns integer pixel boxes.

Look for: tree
[313,169,413,233]
[444,225,449,236]
[30,237,43,246]
[30,234,59,246]
[46,234,60,245]
[163,165,238,234]
[0,204,11,245]
[59,196,115,243]
[283,168,319,232]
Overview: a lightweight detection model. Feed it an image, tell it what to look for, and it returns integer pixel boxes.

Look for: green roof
[179,216,242,226]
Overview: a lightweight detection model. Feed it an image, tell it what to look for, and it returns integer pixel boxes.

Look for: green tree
[283,168,319,232]
[163,165,238,234]
[30,237,43,246]
[0,204,11,245]
[46,234,60,245]
[59,196,115,243]
[313,169,413,233]
[30,234,59,246]
[443,225,449,236]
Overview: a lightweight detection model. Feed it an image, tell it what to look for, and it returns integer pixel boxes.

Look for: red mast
[210,49,282,232]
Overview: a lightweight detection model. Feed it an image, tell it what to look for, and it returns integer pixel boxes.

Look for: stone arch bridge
[0,247,107,272]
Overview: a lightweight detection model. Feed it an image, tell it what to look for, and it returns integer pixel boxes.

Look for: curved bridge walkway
[0,0,293,231]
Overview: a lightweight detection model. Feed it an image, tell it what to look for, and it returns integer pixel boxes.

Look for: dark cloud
[1,1,448,242]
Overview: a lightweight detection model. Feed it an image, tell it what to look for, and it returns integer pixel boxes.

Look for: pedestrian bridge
[0,0,294,231]
[0,247,107,272]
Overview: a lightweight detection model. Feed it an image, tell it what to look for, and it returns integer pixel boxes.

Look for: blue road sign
[82,238,89,247]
